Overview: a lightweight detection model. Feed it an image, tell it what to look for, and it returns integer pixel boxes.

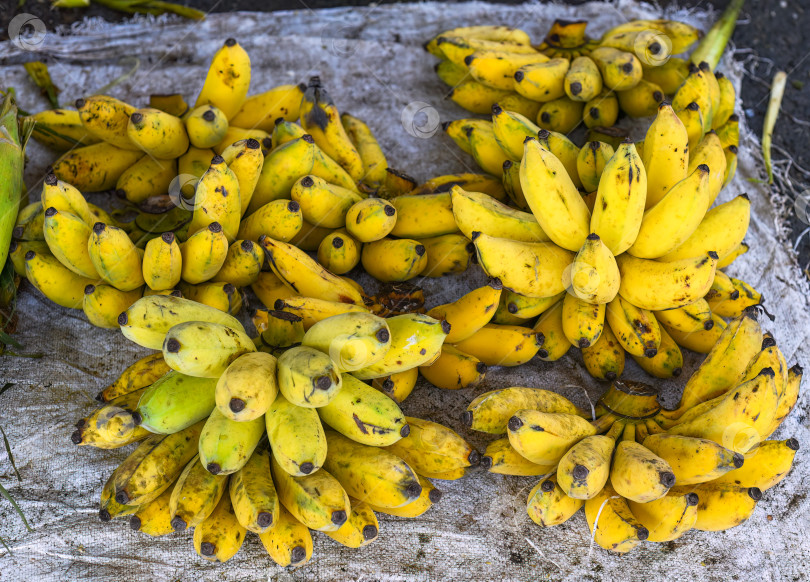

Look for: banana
[426,281,501,344]
[616,252,718,311]
[115,155,177,204]
[229,448,279,533]
[126,108,189,160]
[431,33,535,64]
[584,485,649,553]
[369,474,440,518]
[112,421,204,506]
[641,102,689,209]
[451,185,548,243]
[29,108,101,151]
[653,298,714,333]
[616,77,664,118]
[325,499,379,548]
[507,410,597,466]
[322,430,422,508]
[169,454,228,531]
[448,81,512,115]
[631,325,683,379]
[318,373,408,446]
[463,386,583,435]
[443,118,487,154]
[193,492,246,563]
[178,146,215,197]
[42,208,97,279]
[490,105,540,160]
[195,38,251,120]
[163,320,255,378]
[361,238,428,282]
[663,313,726,353]
[600,19,700,55]
[465,51,549,90]
[301,312,390,373]
[501,158,528,210]
[689,131,728,204]
[383,416,476,477]
[134,371,217,434]
[99,352,170,402]
[13,201,45,241]
[82,284,142,329]
[8,241,47,277]
[672,310,762,414]
[691,483,762,531]
[611,436,675,502]
[577,141,614,193]
[24,248,95,309]
[714,437,799,490]
[419,345,486,390]
[628,164,712,259]
[188,155,241,242]
[472,232,574,298]
[198,407,264,476]
[557,432,617,499]
[716,115,740,150]
[663,194,750,263]
[642,433,744,485]
[481,438,554,476]
[274,296,369,330]
[708,273,762,318]
[642,56,689,93]
[52,142,144,192]
[291,175,363,229]
[248,135,316,214]
[119,294,245,350]
[210,239,263,288]
[271,454,350,532]
[86,222,144,292]
[500,290,562,320]
[230,83,305,131]
[767,365,803,437]
[75,95,139,150]
[672,62,714,132]
[215,352,277,421]
[129,482,176,537]
[589,47,642,91]
[258,504,312,567]
[567,233,620,305]
[99,469,139,521]
[513,58,569,102]
[184,105,229,149]
[533,299,572,361]
[582,323,625,381]
[527,475,583,527]
[179,222,229,283]
[237,199,303,243]
[606,295,661,358]
[563,55,602,101]
[583,90,619,129]
[390,192,457,240]
[676,101,705,153]
[352,313,448,379]
[341,113,388,191]
[419,233,472,277]
[260,237,364,305]
[179,281,240,314]
[345,197,397,242]
[73,388,148,448]
[288,218,333,251]
[371,368,419,404]
[453,323,544,367]
[537,96,584,133]
[561,292,605,348]
[141,232,182,291]
[627,487,699,542]
[265,393,326,476]
[251,272,298,313]
[276,345,341,407]
[713,72,736,129]
[217,138,263,216]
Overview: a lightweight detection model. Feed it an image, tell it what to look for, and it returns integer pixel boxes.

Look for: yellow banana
[631,325,683,379]
[450,186,547,242]
[237,199,303,243]
[29,108,100,151]
[179,222,229,284]
[672,62,714,132]
[149,93,188,117]
[616,78,664,118]
[501,158,528,210]
[129,482,175,536]
[325,500,379,548]
[501,290,563,320]
[258,505,312,567]
[52,142,143,192]
[87,222,144,291]
[691,483,762,531]
[576,140,614,193]
[322,430,422,508]
[116,156,177,204]
[187,155,242,242]
[163,320,254,378]
[584,485,649,553]
[589,47,642,91]
[341,112,388,191]
[25,248,95,308]
[8,240,47,277]
[231,83,305,131]
[371,368,419,404]
[316,230,360,275]
[42,207,97,279]
[213,126,271,154]
[663,312,726,353]
[583,90,619,129]
[513,58,569,102]
[318,373,407,446]
[453,323,544,367]
[361,238,427,282]
[75,95,139,150]
[713,438,799,490]
[431,33,535,64]
[418,344,486,390]
[215,351,277,421]
[300,311,390,373]
[184,105,229,149]
[169,454,228,531]
[653,298,713,333]
[367,474,440,517]
[582,322,625,381]
[642,433,744,485]
[611,433,675,502]
[229,447,279,533]
[537,97,584,134]
[567,233,620,304]
[533,299,572,361]
[527,475,583,527]
[599,19,700,55]
[265,393,326,476]
[274,296,369,330]
[291,174,363,229]
[276,345,341,407]
[127,108,189,159]
[713,72,736,129]
[676,101,705,153]
[218,138,263,216]
[642,57,690,94]
[193,492,246,563]
[83,284,142,329]
[687,130,727,205]
[558,432,618,499]
[466,51,549,90]
[767,364,803,437]
[564,56,602,102]
[344,197,397,242]
[210,239,263,287]
[248,135,317,214]
[384,416,477,476]
[482,438,555,476]
[507,410,597,465]
[72,387,148,448]
[616,252,719,311]
[178,146,215,197]
[272,118,307,146]
[561,292,605,348]
[641,102,689,209]
[98,352,170,402]
[419,233,473,277]
[627,487,699,542]
[448,81,512,115]
[463,386,583,435]
[141,232,182,291]
[606,295,661,358]
[195,38,251,120]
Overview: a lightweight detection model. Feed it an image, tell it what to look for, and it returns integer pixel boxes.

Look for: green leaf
[0,480,32,531]
[0,426,21,482]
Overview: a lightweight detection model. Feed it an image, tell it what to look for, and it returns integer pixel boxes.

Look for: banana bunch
[429,85,760,384]
[427,19,704,131]
[77,294,477,565]
[469,318,802,553]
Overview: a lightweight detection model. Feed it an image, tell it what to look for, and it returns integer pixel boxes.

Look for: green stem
[763,71,787,185]
[691,0,745,69]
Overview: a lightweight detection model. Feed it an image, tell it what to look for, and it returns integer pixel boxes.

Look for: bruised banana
[169,454,228,531]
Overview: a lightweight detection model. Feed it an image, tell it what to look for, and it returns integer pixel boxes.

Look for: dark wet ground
[2,0,809,276]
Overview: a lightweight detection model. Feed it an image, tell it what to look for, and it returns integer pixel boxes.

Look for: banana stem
[0,94,33,272]
[691,0,745,70]
[763,70,787,185]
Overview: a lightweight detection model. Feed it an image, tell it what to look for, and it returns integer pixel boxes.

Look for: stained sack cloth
[0,2,808,581]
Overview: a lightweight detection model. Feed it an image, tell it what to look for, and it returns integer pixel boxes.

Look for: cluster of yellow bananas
[428,20,718,133]
[73,294,478,565]
[435,70,748,382]
[464,310,802,553]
